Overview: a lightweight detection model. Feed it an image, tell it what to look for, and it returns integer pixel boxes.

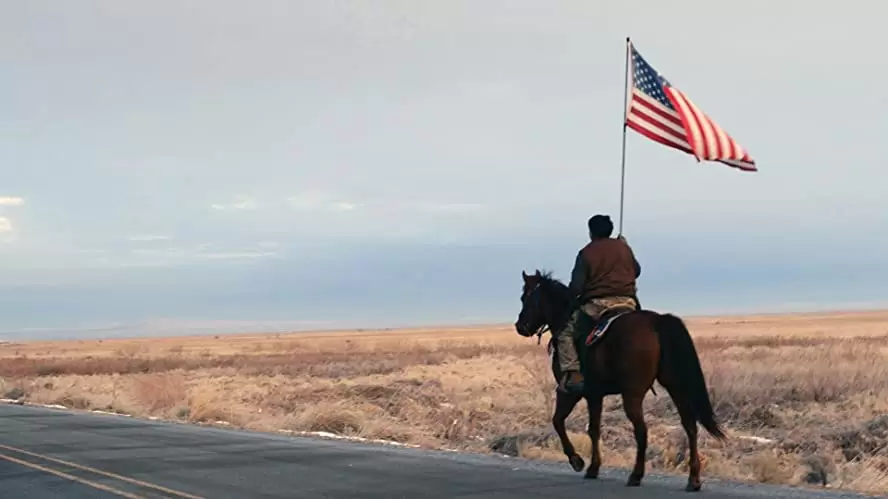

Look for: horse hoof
[685,481,702,492]
[626,474,643,487]
[583,468,599,480]
[568,455,585,472]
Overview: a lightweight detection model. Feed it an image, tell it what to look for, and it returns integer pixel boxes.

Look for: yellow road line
[0,443,204,499]
[0,451,144,499]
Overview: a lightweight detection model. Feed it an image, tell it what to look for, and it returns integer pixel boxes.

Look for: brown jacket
[568,237,640,303]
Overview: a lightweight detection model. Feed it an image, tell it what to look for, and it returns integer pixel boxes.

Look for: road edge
[1,397,882,499]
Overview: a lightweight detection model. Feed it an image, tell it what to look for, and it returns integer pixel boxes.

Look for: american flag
[625,40,756,172]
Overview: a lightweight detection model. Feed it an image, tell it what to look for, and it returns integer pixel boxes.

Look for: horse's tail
[655,313,727,441]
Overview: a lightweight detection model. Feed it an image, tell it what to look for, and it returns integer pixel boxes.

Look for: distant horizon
[3,303,887,343]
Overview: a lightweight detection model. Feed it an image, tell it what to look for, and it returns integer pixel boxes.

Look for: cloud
[107,243,280,268]
[286,192,486,216]
[210,195,257,211]
[416,202,486,213]
[127,235,171,242]
[195,251,277,260]
[287,192,361,212]
[0,196,24,207]
[0,217,11,233]
[333,202,358,212]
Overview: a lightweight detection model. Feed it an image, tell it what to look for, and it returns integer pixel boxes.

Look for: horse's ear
[521,270,529,281]
[534,270,541,277]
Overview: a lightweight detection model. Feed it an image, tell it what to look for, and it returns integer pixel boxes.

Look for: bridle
[522,281,551,344]
[536,324,550,345]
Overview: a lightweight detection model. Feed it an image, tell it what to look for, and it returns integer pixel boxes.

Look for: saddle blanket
[585,311,631,346]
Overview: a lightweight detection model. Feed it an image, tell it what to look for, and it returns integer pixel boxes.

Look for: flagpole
[618,37,631,236]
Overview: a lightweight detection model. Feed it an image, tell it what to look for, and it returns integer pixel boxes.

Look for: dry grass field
[1,311,887,495]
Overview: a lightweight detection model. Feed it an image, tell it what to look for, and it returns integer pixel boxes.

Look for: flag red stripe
[626,109,691,148]
[684,94,713,159]
[627,106,689,146]
[721,127,737,159]
[627,89,689,147]
[663,88,704,160]
[631,90,683,127]
[666,87,754,166]
[626,121,692,155]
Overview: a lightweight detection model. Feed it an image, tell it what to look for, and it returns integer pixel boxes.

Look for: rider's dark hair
[587,215,614,238]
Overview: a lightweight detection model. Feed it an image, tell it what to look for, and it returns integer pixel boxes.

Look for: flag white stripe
[714,123,734,160]
[685,97,720,160]
[632,90,680,121]
[628,96,687,137]
[626,113,692,150]
[666,89,704,160]
[671,88,752,162]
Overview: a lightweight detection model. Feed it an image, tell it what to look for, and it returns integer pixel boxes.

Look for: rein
[525,281,551,344]
[536,325,550,345]
[526,279,575,348]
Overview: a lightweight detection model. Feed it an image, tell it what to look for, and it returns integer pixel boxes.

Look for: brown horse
[514,269,726,492]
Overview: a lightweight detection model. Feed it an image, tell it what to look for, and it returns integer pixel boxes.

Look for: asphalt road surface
[0,404,881,499]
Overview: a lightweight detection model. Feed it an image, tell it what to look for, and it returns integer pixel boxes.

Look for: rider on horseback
[556,214,641,394]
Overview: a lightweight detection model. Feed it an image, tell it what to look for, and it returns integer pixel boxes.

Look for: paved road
[0,404,880,499]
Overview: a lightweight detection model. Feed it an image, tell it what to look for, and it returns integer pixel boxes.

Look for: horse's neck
[548,300,573,333]
[542,282,573,332]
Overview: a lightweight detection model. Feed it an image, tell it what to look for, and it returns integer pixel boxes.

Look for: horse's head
[515,269,554,338]
[516,269,574,339]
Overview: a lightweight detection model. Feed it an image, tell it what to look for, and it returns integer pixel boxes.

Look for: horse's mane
[533,271,575,356]
[537,269,564,286]
[537,270,574,306]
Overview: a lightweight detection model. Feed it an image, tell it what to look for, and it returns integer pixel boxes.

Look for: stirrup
[560,373,585,394]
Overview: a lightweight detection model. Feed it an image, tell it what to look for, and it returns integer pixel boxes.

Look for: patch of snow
[281,430,420,449]
[40,404,68,410]
[737,435,774,444]
[89,410,131,417]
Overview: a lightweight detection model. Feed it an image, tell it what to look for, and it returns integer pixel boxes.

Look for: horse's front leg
[552,390,584,472]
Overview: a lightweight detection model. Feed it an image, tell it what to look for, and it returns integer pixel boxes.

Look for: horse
[513,269,726,492]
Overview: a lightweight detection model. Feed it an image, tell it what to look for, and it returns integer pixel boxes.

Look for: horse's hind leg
[552,391,584,472]
[661,382,702,491]
[583,393,603,479]
[622,394,648,487]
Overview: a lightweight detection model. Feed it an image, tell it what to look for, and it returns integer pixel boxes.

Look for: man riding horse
[556,214,642,394]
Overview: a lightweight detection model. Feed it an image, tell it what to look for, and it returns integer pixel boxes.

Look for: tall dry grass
[1,317,887,495]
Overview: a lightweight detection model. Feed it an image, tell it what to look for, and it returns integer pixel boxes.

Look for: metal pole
[618,37,631,236]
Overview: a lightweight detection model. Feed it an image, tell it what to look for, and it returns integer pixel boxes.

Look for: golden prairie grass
[1,312,888,495]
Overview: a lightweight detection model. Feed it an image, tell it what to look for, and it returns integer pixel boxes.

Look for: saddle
[584,306,636,346]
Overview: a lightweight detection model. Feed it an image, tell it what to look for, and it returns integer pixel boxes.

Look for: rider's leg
[556,310,585,393]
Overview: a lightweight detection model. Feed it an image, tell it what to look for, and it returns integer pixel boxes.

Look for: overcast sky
[1,1,885,338]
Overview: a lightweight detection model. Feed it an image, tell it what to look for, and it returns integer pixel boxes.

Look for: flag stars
[625,42,757,171]
[633,55,673,109]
